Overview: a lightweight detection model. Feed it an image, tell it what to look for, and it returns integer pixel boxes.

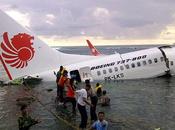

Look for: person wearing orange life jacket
[58,70,68,103]
[55,66,64,101]
[63,78,76,113]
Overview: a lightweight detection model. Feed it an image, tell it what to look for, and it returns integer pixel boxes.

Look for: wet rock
[16,96,36,106]
[46,89,53,92]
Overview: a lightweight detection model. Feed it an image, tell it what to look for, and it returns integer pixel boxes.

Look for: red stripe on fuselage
[0,55,13,80]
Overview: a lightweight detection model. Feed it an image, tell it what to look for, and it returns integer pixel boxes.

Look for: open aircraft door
[79,67,93,82]
[70,70,81,82]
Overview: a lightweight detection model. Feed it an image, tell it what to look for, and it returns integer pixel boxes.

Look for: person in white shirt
[76,84,92,130]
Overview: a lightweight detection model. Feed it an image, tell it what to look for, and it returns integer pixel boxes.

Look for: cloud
[5,9,30,28]
[93,7,110,18]
[1,0,175,43]
[45,14,55,25]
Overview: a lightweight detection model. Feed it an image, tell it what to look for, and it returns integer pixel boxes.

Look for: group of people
[55,66,77,113]
[17,65,110,130]
[76,79,109,130]
[55,66,110,130]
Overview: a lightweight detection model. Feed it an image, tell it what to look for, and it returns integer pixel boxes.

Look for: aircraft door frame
[79,66,93,82]
[70,70,81,82]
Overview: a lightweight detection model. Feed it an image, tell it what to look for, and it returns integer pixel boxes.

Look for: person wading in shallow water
[76,84,93,130]
[88,84,98,122]
[18,105,40,130]
[95,83,103,97]
[100,90,110,106]
[55,66,64,102]
[63,78,76,114]
[90,111,108,130]
[58,70,68,103]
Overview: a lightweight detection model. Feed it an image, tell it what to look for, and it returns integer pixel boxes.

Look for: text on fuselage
[90,55,147,70]
[104,73,124,80]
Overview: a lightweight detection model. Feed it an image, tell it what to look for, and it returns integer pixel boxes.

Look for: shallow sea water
[1,45,175,130]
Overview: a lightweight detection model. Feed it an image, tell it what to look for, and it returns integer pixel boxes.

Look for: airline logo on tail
[1,32,35,69]
[86,40,101,56]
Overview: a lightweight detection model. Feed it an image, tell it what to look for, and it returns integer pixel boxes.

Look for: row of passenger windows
[97,57,174,76]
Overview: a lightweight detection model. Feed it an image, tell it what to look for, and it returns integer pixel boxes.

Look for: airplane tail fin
[0,10,62,82]
[86,40,101,56]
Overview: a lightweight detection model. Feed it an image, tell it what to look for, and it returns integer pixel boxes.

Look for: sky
[0,0,175,46]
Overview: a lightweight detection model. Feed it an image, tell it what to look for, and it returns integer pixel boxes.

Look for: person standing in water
[76,84,93,130]
[18,105,40,130]
[90,111,108,130]
[100,90,110,106]
[63,78,76,113]
[55,66,64,102]
[95,83,103,97]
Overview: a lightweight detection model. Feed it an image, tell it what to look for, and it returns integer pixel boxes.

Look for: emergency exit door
[70,70,81,82]
[79,67,93,82]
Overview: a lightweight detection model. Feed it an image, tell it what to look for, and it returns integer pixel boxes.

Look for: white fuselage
[34,46,175,82]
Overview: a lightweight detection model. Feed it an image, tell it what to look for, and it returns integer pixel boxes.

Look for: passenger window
[148,59,152,64]
[97,71,101,76]
[170,61,174,66]
[103,70,106,74]
[131,63,135,68]
[137,62,141,67]
[120,66,124,71]
[125,64,129,69]
[142,60,147,65]
[160,57,164,62]
[109,68,112,73]
[154,58,158,63]
[114,67,118,72]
